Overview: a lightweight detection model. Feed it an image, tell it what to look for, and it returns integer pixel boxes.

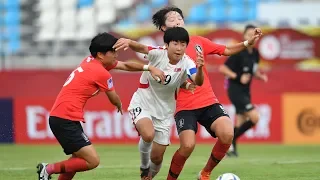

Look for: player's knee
[87,156,100,169]
[141,131,155,143]
[180,142,195,157]
[249,110,260,124]
[219,130,234,144]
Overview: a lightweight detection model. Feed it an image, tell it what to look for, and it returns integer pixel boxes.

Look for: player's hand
[261,74,268,83]
[187,82,197,94]
[113,38,131,51]
[248,28,263,46]
[240,73,251,84]
[149,66,165,84]
[196,52,205,68]
[116,103,123,115]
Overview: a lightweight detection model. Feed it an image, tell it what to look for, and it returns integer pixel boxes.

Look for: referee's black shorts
[227,88,255,114]
[49,116,91,155]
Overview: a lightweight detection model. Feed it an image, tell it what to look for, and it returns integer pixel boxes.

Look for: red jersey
[176,36,226,113]
[50,56,118,121]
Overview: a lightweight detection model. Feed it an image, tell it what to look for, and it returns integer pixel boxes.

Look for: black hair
[244,24,256,34]
[152,6,184,31]
[163,27,189,45]
[89,32,118,58]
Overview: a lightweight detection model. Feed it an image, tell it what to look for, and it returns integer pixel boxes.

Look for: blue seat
[228,0,244,6]
[207,0,225,6]
[117,19,135,28]
[3,0,19,10]
[7,39,20,53]
[247,4,257,21]
[4,11,20,26]
[3,26,20,41]
[187,4,208,24]
[136,5,152,22]
[228,6,247,22]
[151,0,168,8]
[208,6,227,23]
[78,0,93,8]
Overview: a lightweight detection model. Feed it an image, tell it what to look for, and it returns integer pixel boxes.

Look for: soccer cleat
[140,167,152,180]
[197,170,211,180]
[37,163,52,180]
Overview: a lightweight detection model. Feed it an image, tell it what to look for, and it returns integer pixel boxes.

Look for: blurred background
[0,0,320,179]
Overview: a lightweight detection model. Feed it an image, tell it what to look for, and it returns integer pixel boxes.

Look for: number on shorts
[130,107,142,120]
[219,105,228,115]
[63,67,84,87]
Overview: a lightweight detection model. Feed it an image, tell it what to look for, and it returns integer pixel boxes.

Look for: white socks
[150,160,162,178]
[139,138,152,169]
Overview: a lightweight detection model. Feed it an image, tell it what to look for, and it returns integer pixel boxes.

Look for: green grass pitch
[0,144,319,179]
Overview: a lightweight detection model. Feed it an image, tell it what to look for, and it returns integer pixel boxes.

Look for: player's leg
[197,104,233,179]
[228,114,246,156]
[167,110,198,180]
[149,121,171,178]
[37,116,96,180]
[232,94,258,155]
[57,155,77,180]
[129,107,155,179]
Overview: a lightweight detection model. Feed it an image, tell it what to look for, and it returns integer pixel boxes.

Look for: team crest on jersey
[195,44,203,53]
[174,68,182,72]
[107,78,113,89]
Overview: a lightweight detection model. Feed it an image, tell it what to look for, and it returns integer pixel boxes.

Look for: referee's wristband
[143,65,149,71]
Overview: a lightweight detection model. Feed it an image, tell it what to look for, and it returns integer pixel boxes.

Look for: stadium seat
[59,9,77,40]
[36,25,57,41]
[227,0,244,6]
[247,3,257,21]
[208,6,227,23]
[4,10,20,26]
[136,4,152,22]
[78,0,94,8]
[95,0,113,7]
[114,0,134,9]
[228,6,247,22]
[96,1,116,24]
[77,6,95,25]
[36,10,58,26]
[187,4,208,24]
[78,23,97,40]
[150,0,168,8]
[7,39,20,53]
[207,0,225,6]
[58,0,77,10]
[36,0,57,10]
[3,0,19,10]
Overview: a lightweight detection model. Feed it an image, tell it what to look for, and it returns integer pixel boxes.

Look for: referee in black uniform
[219,25,268,156]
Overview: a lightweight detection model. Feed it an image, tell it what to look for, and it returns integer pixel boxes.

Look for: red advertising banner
[14,93,281,144]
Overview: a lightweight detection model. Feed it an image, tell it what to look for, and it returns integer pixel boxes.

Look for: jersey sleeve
[146,49,165,63]
[198,36,226,56]
[94,70,115,92]
[105,60,118,71]
[185,57,197,80]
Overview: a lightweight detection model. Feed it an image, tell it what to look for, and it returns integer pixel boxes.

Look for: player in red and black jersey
[36,32,164,180]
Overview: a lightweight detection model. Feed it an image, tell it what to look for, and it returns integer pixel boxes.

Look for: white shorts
[128,106,172,146]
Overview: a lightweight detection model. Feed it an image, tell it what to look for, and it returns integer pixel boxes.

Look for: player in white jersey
[114,27,204,179]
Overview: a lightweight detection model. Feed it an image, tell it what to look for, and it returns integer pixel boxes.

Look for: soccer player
[36,32,165,180]
[149,7,262,180]
[219,25,268,157]
[114,27,205,180]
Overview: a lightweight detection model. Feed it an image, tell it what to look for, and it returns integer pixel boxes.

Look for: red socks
[167,150,188,180]
[46,157,88,175]
[203,139,231,172]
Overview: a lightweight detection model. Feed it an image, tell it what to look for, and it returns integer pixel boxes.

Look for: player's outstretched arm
[223,28,262,56]
[254,70,268,82]
[113,38,149,54]
[105,90,123,114]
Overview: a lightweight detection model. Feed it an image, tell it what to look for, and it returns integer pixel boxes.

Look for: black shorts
[227,88,255,114]
[49,116,91,155]
[175,103,229,138]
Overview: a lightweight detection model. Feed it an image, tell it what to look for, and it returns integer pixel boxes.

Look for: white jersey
[128,49,197,120]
